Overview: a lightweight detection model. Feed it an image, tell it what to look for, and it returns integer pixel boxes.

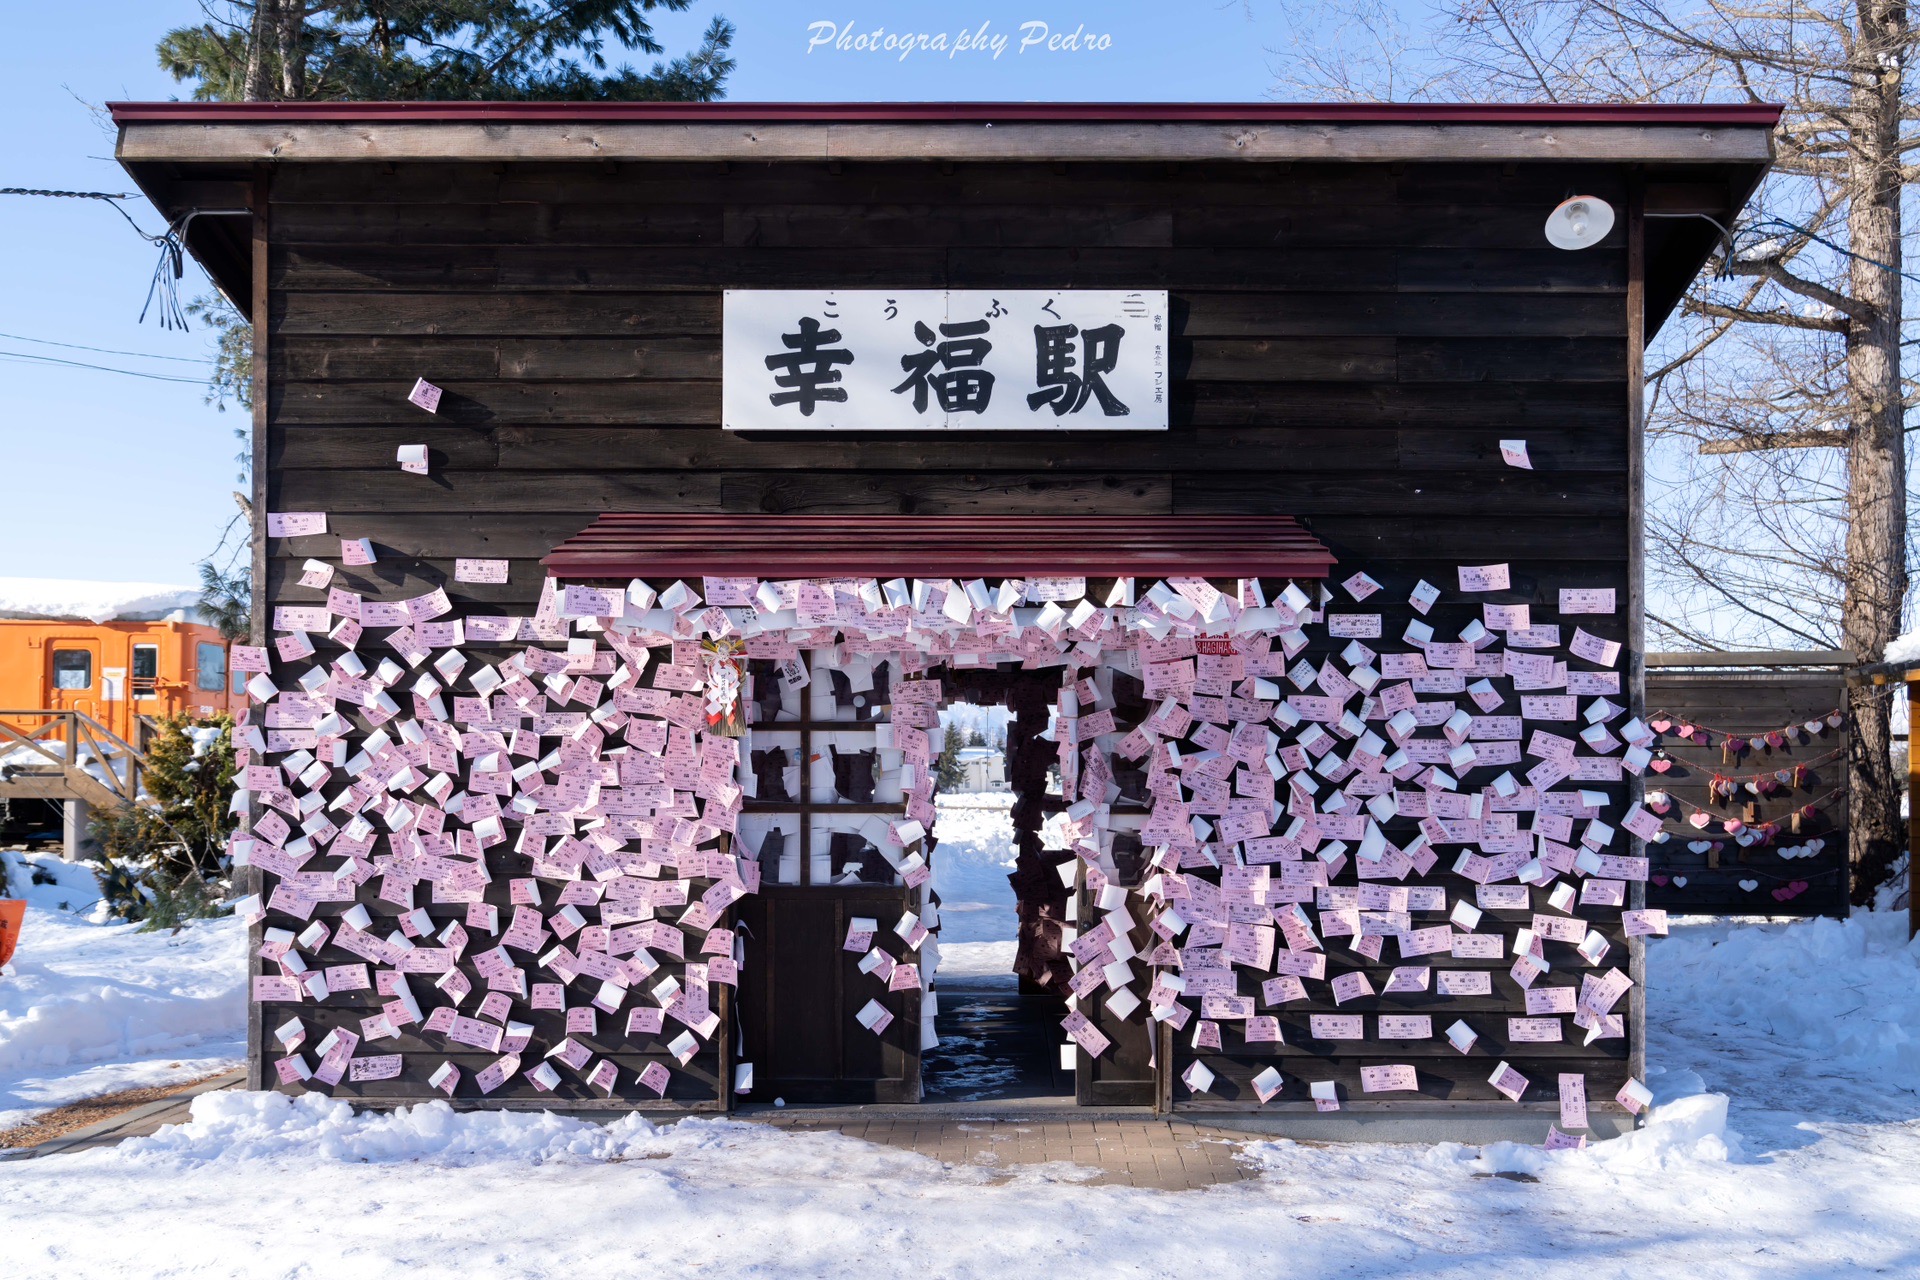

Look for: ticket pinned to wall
[455,558,510,583]
[408,378,442,413]
[398,444,430,474]
[267,511,326,537]
[1499,439,1533,469]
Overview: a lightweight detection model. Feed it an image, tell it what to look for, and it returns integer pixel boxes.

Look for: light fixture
[1544,195,1615,250]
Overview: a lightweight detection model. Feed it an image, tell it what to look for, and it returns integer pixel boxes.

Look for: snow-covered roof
[0,577,202,625]
[1885,630,1920,666]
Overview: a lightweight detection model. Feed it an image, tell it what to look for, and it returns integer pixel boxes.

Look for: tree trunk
[275,0,304,99]
[242,0,274,101]
[1843,0,1911,904]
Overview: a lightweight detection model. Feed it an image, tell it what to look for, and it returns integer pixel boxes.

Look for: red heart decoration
[1650,757,1672,774]
[1652,875,1670,887]
[1765,730,1785,749]
[1771,886,1789,902]
[1790,880,1808,894]
[1692,730,1710,745]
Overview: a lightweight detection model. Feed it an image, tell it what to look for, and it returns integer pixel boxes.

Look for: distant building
[955,746,1007,792]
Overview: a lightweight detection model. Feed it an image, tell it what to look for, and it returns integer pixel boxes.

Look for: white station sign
[722,289,1168,431]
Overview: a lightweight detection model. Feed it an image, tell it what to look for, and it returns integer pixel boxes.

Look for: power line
[0,331,208,364]
[0,350,208,385]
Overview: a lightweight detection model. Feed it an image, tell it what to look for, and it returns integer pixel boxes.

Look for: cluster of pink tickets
[242,516,1659,1123]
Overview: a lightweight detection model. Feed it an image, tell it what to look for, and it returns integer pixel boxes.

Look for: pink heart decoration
[1826,712,1843,729]
[1678,723,1696,737]
[1650,717,1673,733]
[1687,811,1711,829]
[1650,757,1672,774]
[1692,730,1710,745]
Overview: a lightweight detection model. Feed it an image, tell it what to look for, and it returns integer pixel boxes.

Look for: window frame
[51,649,94,692]
[195,642,227,693]
[132,643,161,699]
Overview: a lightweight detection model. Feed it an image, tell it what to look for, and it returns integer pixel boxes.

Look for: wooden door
[1073,863,1159,1106]
[735,883,923,1104]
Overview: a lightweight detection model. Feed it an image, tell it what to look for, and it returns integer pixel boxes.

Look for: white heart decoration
[1803,720,1821,733]
[1739,879,1759,892]
[1735,830,1757,847]
[1809,838,1825,853]
[1673,876,1689,887]
[1688,840,1711,854]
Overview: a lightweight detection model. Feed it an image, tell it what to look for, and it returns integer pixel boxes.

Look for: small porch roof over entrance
[541,514,1337,581]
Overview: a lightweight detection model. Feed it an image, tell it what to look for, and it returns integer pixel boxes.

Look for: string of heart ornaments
[1644,782,1847,853]
[1645,708,1843,763]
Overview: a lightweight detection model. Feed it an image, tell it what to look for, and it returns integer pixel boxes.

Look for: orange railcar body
[0,619,241,745]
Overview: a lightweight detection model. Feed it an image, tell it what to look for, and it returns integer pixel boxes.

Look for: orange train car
[0,619,242,745]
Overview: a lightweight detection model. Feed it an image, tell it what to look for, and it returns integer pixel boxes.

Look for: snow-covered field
[0,851,244,1131]
[3,837,1920,1278]
[930,793,1020,984]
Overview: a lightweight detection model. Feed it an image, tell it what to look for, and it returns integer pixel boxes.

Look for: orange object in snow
[0,899,23,968]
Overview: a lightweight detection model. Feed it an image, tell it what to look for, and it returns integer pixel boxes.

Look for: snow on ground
[0,850,245,1130]
[3,839,1920,1277]
[0,577,199,624]
[931,793,1019,984]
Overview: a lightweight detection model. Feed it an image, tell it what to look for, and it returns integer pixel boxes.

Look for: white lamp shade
[1544,195,1616,250]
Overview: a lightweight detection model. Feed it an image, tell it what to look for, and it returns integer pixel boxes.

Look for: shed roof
[110,99,1777,334]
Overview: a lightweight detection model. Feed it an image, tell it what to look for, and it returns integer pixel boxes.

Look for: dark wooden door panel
[738,887,921,1104]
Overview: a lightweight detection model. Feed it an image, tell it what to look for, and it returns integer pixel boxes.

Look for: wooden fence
[1644,655,1851,920]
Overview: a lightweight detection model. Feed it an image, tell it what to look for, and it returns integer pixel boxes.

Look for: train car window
[133,644,160,698]
[53,650,93,690]
[196,642,227,692]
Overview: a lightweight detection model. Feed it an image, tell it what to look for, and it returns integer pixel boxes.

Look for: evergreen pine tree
[935,722,966,791]
[158,2,736,104]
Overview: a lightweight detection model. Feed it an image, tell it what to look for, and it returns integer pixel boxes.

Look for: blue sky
[0,1,1306,586]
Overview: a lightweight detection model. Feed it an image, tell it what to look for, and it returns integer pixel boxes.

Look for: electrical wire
[0,330,208,364]
[1,185,194,329]
[0,350,208,385]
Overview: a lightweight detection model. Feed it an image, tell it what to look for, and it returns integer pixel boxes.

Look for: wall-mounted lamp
[1544,195,1615,250]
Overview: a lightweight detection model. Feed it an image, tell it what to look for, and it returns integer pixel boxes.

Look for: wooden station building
[113,101,1775,1133]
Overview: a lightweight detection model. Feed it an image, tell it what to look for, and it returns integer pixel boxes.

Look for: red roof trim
[543,515,1336,580]
[108,100,1783,127]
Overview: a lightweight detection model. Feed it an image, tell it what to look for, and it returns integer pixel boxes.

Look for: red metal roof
[107,100,1782,127]
[543,515,1336,580]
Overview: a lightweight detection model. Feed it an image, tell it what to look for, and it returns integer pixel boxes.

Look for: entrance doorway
[922,705,1072,1102]
[734,656,1155,1108]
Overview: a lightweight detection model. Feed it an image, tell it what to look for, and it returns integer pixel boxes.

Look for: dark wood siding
[254,158,1639,1114]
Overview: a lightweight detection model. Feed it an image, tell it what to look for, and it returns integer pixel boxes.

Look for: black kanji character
[764,316,854,416]
[1026,322,1130,417]
[891,318,996,415]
